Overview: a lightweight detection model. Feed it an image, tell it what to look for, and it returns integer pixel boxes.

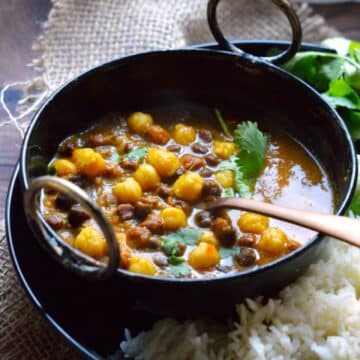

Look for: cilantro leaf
[349,40,360,62]
[219,246,240,258]
[168,256,185,265]
[169,262,191,278]
[342,109,360,142]
[214,108,232,138]
[218,121,267,199]
[234,121,268,179]
[220,156,252,198]
[221,188,235,198]
[122,147,148,162]
[161,227,203,257]
[176,227,203,245]
[345,63,360,90]
[283,39,360,143]
[161,233,182,257]
[322,80,360,123]
[283,52,319,86]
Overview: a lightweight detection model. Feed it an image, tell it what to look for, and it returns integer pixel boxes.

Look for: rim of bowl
[20,47,358,284]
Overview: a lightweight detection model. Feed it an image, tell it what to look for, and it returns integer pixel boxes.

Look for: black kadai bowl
[18,0,356,317]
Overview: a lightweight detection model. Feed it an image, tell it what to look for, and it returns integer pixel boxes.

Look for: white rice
[119,238,360,359]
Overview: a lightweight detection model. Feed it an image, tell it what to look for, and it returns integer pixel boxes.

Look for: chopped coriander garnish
[169,262,191,278]
[218,120,268,198]
[122,147,148,162]
[221,188,235,198]
[161,227,203,257]
[283,37,360,142]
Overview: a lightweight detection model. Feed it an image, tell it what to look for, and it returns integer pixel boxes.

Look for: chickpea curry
[42,106,333,279]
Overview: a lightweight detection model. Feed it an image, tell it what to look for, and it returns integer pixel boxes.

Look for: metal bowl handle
[24,176,119,279]
[207,0,302,65]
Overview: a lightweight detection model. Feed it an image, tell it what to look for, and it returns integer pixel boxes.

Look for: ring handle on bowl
[207,0,302,65]
[24,176,119,279]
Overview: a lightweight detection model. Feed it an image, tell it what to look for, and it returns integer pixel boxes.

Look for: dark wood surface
[0,1,359,219]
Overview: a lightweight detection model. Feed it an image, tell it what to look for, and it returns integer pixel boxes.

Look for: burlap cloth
[0,1,340,359]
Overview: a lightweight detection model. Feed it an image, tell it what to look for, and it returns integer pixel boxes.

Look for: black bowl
[19,42,357,316]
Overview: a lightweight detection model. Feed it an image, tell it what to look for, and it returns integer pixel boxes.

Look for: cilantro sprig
[283,38,360,142]
[218,120,268,199]
[161,227,203,277]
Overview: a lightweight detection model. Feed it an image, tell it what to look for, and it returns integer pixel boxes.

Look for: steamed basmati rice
[119,238,360,359]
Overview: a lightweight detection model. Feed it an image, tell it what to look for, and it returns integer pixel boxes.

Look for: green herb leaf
[283,52,319,85]
[234,121,268,179]
[161,233,182,257]
[214,108,232,138]
[122,147,148,162]
[220,156,252,199]
[219,246,240,258]
[169,262,191,278]
[161,227,203,257]
[345,64,360,90]
[342,109,360,141]
[349,40,360,63]
[168,256,185,265]
[176,227,203,245]
[323,79,360,110]
[218,122,268,198]
[317,58,345,89]
[221,188,235,198]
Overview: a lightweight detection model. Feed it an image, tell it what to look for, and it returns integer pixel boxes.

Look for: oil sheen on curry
[42,105,333,279]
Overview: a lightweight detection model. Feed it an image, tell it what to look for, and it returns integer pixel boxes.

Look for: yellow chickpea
[113,178,143,203]
[128,112,153,135]
[133,163,160,191]
[215,170,234,188]
[147,147,180,178]
[72,148,106,177]
[199,230,219,247]
[173,124,196,145]
[213,141,236,159]
[160,207,187,230]
[257,228,288,255]
[238,212,269,234]
[128,256,157,276]
[54,159,77,177]
[188,242,220,271]
[172,172,204,201]
[74,226,107,259]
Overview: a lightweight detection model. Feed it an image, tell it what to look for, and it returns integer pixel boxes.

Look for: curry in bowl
[41,105,333,279]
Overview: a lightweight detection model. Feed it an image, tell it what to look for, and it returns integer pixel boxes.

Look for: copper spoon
[207,197,360,248]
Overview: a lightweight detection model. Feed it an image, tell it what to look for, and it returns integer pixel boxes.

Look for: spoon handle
[208,198,360,248]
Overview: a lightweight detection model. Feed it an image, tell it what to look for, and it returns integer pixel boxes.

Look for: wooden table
[0,1,359,219]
